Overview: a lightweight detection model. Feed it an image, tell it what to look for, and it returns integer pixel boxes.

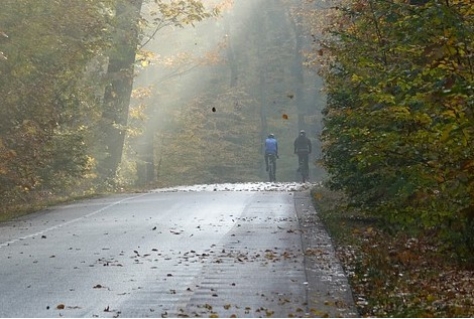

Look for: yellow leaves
[313,192,323,201]
[350,74,362,83]
[129,104,148,121]
[22,119,38,134]
[441,109,456,119]
[378,93,396,105]
[0,137,11,174]
[214,0,234,14]
[135,49,158,67]
[265,251,276,260]
[265,309,275,317]
[154,0,212,28]
[439,125,453,143]
[158,52,194,68]
[389,106,410,116]
[414,113,432,126]
[131,87,152,100]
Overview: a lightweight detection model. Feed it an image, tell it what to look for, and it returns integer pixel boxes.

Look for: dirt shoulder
[294,191,358,317]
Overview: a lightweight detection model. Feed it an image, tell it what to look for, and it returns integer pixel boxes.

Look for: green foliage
[319,0,474,258]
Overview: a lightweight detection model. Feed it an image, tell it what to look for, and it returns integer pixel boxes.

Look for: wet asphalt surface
[0,187,357,317]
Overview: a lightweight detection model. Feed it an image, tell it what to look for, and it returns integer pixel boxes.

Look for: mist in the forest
[129,0,326,186]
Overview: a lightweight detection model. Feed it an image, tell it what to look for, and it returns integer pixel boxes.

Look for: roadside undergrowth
[311,186,474,317]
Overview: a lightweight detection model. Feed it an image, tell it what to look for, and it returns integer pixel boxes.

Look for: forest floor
[311,186,474,318]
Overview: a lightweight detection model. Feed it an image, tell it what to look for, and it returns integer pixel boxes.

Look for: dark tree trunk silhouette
[290,13,306,132]
[98,0,143,185]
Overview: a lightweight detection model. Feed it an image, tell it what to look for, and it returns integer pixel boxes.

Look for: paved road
[0,186,356,317]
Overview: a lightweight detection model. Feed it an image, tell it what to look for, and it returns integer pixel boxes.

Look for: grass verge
[0,185,148,223]
[311,185,474,318]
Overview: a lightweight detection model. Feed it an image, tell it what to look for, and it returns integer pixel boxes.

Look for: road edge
[294,190,359,317]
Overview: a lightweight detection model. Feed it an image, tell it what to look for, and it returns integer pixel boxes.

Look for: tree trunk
[291,14,306,131]
[136,104,156,186]
[98,0,143,185]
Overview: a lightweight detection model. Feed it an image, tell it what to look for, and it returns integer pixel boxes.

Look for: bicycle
[298,157,309,183]
[267,153,277,182]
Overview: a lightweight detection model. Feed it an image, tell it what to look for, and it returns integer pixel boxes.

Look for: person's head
[299,130,306,137]
[268,133,275,139]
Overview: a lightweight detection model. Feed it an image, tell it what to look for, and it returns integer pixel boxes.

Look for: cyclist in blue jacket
[264,134,279,171]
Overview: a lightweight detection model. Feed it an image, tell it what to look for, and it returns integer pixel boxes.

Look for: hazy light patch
[152,181,320,193]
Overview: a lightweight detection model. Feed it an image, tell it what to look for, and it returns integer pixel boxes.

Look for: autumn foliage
[0,0,217,215]
[0,0,110,211]
[317,0,474,259]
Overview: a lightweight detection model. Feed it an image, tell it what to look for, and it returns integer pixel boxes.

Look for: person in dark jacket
[294,130,312,174]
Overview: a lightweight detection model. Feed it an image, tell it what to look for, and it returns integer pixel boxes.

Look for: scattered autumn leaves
[339,227,474,317]
[314,187,474,317]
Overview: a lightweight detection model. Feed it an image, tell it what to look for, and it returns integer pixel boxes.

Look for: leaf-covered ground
[312,187,474,318]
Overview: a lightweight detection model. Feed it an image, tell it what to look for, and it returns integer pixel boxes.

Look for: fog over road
[0,183,356,318]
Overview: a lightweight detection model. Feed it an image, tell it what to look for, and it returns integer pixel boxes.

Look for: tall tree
[98,0,214,187]
[97,0,144,187]
[129,0,215,186]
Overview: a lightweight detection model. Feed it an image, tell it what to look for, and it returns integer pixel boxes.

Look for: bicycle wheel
[268,156,276,182]
[301,170,307,183]
[298,160,304,183]
[271,160,276,182]
[298,159,308,183]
